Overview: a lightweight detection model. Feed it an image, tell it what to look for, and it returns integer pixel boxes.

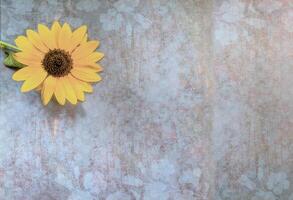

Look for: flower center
[42,49,73,77]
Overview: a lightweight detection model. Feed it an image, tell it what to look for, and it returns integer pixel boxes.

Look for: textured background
[0,0,292,199]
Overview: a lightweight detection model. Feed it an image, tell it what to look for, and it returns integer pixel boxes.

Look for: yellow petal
[15,36,44,57]
[91,63,103,72]
[20,69,47,92]
[42,76,57,105]
[71,68,102,82]
[61,77,77,105]
[71,40,100,60]
[70,77,93,93]
[26,29,49,53]
[54,80,66,105]
[68,75,85,101]
[75,63,103,72]
[81,33,88,44]
[36,84,43,91]
[74,52,104,65]
[58,23,72,51]
[12,66,40,81]
[14,36,32,50]
[14,55,42,67]
[78,80,93,93]
[38,24,56,49]
[51,21,62,48]
[69,33,88,53]
[14,52,42,62]
[68,25,87,52]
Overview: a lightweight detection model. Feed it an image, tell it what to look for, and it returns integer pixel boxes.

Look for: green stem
[0,40,21,52]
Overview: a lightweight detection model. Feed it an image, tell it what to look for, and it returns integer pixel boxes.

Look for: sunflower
[12,21,104,105]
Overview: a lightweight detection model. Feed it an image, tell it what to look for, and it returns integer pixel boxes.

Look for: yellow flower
[12,21,104,105]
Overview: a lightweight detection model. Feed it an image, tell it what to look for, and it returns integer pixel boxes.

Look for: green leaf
[3,51,25,68]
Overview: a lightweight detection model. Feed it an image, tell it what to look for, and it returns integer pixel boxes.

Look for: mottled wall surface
[0,0,292,199]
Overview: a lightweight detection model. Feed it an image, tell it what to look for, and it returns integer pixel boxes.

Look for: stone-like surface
[0,0,292,199]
